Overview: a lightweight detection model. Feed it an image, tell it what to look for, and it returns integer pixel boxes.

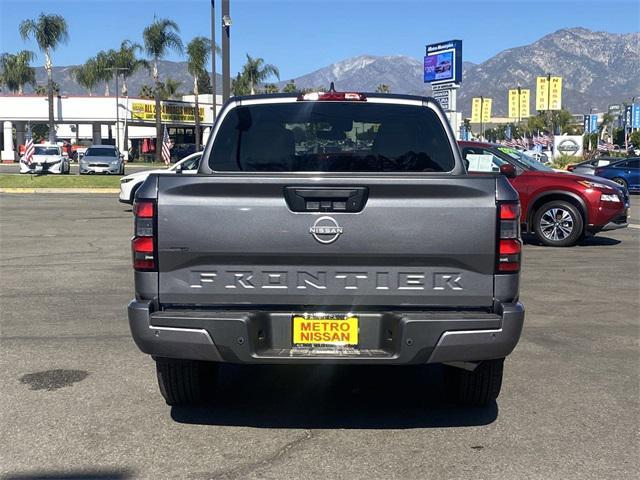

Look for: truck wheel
[444,358,504,406]
[155,357,218,406]
[533,200,583,247]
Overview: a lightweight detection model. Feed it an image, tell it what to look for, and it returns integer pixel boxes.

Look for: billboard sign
[432,89,450,111]
[624,105,632,129]
[424,40,462,85]
[633,104,640,128]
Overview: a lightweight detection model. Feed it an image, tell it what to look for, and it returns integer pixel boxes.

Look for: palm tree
[0,50,36,94]
[112,40,148,157]
[282,80,297,93]
[143,18,183,162]
[71,58,99,96]
[93,50,116,96]
[263,83,279,94]
[187,36,216,150]
[232,72,250,96]
[19,13,69,143]
[241,54,279,95]
[376,84,390,93]
[138,84,155,99]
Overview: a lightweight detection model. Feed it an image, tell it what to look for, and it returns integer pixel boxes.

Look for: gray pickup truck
[128,89,525,407]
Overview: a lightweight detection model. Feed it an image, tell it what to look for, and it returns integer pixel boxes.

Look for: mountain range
[18,27,640,117]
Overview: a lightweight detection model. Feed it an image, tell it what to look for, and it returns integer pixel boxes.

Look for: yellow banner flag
[482,98,492,123]
[520,89,530,118]
[508,89,519,119]
[536,77,548,111]
[548,77,562,110]
[471,97,482,123]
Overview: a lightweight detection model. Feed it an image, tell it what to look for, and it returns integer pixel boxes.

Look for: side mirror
[499,163,517,178]
[175,163,183,174]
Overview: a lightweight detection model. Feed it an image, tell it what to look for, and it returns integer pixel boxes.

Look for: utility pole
[546,73,554,135]
[480,95,484,140]
[211,0,217,118]
[221,0,231,102]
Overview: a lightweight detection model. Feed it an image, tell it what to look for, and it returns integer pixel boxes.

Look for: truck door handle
[284,186,369,212]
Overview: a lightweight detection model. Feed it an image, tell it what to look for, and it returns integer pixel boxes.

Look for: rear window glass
[85,148,117,157]
[208,102,455,172]
[34,147,60,155]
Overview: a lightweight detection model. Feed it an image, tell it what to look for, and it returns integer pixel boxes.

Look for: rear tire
[533,200,583,247]
[155,357,219,406]
[444,358,504,406]
[611,177,627,190]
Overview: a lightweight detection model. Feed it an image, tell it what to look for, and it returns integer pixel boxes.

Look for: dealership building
[0,94,222,162]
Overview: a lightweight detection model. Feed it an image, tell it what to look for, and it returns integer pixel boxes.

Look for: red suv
[458,141,629,247]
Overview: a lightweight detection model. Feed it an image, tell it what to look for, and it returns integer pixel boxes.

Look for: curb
[0,188,119,194]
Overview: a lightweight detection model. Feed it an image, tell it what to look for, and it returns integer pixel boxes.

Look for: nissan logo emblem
[309,216,343,244]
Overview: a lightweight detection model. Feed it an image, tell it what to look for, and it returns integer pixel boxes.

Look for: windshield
[85,147,117,157]
[209,102,455,172]
[497,147,554,172]
[34,147,60,156]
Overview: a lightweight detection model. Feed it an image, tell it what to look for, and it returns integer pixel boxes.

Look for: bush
[553,154,582,169]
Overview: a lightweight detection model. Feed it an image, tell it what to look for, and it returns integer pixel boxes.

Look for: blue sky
[1,0,638,79]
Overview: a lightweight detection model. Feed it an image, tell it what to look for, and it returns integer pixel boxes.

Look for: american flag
[24,125,34,165]
[161,126,171,165]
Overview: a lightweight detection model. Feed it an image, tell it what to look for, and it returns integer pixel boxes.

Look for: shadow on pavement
[171,364,498,429]
[523,233,622,247]
[2,470,132,480]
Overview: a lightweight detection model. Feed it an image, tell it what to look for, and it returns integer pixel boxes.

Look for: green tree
[375,83,390,93]
[282,80,297,93]
[160,78,182,99]
[71,58,99,96]
[34,80,59,96]
[241,54,279,94]
[143,18,183,162]
[19,13,69,143]
[187,36,214,149]
[232,71,250,96]
[0,50,36,94]
[93,50,116,96]
[138,84,155,99]
[263,83,279,94]
[629,131,640,149]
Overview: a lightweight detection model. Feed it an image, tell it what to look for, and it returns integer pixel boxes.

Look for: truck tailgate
[156,174,497,308]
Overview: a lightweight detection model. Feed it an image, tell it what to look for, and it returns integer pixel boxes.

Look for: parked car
[119,151,202,204]
[80,145,124,175]
[594,157,640,192]
[523,149,550,165]
[459,141,629,247]
[567,157,616,175]
[129,90,526,407]
[19,144,70,174]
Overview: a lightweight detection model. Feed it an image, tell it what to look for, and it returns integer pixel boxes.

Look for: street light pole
[211,0,217,119]
[221,0,231,102]
[480,96,484,140]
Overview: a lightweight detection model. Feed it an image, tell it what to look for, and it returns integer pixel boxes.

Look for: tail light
[497,202,521,273]
[132,200,157,271]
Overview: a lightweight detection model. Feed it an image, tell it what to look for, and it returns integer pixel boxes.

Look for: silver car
[567,157,615,175]
[80,145,124,175]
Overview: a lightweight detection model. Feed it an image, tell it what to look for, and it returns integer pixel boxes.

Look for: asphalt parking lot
[1,193,638,480]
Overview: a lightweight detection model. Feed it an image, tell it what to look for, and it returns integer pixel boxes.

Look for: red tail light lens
[132,200,156,271]
[497,201,521,273]
[133,200,154,218]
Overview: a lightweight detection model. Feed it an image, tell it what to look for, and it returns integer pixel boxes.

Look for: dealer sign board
[424,40,462,85]
[131,101,204,123]
[553,135,583,157]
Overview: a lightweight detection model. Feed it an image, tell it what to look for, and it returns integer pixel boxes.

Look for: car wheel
[611,177,628,190]
[155,357,218,406]
[533,200,584,247]
[444,358,504,406]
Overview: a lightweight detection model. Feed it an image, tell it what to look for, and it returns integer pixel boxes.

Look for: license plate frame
[292,314,359,347]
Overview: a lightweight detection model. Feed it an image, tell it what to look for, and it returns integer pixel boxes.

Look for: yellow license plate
[292,316,359,346]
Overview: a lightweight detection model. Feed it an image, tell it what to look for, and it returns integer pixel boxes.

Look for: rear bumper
[128,301,525,365]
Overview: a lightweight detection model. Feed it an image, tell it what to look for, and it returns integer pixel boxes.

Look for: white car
[20,144,71,174]
[119,152,202,204]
